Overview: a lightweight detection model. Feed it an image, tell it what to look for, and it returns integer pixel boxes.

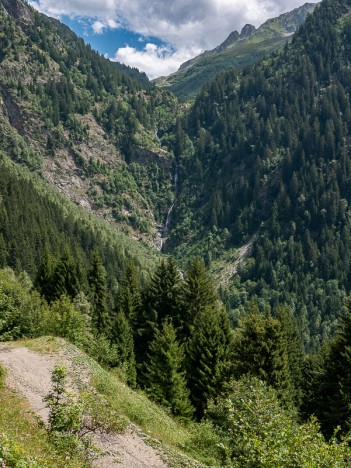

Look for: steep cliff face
[0,0,178,247]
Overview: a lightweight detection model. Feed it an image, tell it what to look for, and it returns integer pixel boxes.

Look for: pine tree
[187,306,233,418]
[51,248,81,301]
[233,306,295,408]
[111,310,137,387]
[34,247,55,302]
[275,306,304,409]
[117,261,141,329]
[135,257,183,368]
[312,299,351,435]
[181,258,219,340]
[88,250,110,335]
[145,319,194,420]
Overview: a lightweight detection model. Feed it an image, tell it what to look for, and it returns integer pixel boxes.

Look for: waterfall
[159,167,179,252]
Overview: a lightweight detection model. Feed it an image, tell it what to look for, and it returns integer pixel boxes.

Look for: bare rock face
[240,24,256,37]
[2,0,32,24]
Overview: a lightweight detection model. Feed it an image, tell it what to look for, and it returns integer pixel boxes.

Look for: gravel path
[0,344,168,468]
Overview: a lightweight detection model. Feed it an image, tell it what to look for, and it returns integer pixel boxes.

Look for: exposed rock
[240,24,256,37]
[2,0,32,24]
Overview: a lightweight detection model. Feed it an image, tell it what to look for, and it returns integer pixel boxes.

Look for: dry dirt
[0,344,168,468]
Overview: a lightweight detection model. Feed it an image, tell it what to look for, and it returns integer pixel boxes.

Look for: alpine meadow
[1,0,351,466]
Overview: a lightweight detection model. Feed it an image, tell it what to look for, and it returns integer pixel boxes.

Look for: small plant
[45,365,126,464]
[0,364,6,389]
[44,365,96,464]
[44,366,84,456]
[0,433,40,467]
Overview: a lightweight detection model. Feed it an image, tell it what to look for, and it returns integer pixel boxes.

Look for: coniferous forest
[3,0,351,465]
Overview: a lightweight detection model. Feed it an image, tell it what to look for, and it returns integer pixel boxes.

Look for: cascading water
[160,168,178,252]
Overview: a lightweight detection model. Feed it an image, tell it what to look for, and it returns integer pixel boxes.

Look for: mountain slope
[169,0,351,350]
[155,3,317,101]
[0,0,179,248]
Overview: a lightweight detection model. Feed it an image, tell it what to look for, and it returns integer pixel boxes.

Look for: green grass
[0,363,85,467]
[20,337,224,467]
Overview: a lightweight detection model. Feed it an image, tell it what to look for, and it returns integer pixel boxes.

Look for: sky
[29,0,319,80]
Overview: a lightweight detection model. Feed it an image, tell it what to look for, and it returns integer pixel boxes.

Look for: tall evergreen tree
[312,299,351,436]
[187,306,233,418]
[116,260,141,330]
[181,258,219,339]
[34,247,55,302]
[51,248,82,301]
[276,306,304,409]
[88,250,110,335]
[135,257,183,369]
[145,319,194,420]
[233,306,295,408]
[111,310,137,387]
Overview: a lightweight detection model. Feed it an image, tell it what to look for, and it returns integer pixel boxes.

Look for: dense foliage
[3,0,351,464]
[171,0,351,351]
[0,0,179,241]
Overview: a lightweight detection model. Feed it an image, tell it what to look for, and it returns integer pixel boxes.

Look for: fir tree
[88,250,110,335]
[181,258,219,339]
[34,247,55,302]
[117,260,141,330]
[275,306,304,409]
[312,299,351,435]
[233,306,295,408]
[187,306,233,418]
[111,310,137,387]
[135,257,183,369]
[51,248,82,301]
[145,319,194,420]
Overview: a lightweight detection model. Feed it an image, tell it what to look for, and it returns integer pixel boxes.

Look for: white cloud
[91,18,120,34]
[113,44,202,80]
[92,20,105,34]
[29,0,319,77]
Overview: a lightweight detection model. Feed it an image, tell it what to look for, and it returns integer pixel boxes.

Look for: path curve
[0,344,168,468]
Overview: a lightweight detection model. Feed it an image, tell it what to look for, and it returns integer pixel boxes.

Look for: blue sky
[29,0,319,79]
[60,15,166,59]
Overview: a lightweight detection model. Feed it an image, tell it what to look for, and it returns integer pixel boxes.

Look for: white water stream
[159,169,178,252]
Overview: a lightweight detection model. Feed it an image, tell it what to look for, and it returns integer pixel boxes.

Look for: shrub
[207,376,351,467]
[0,268,48,341]
[44,295,88,346]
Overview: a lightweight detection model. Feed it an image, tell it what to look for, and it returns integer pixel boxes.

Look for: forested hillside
[2,0,351,465]
[170,0,351,351]
[0,0,179,247]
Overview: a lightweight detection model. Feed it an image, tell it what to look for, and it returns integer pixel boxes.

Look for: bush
[0,268,48,341]
[207,376,351,467]
[43,295,89,346]
[45,365,126,464]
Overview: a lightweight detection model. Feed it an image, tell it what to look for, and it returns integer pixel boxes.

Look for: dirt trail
[0,344,168,468]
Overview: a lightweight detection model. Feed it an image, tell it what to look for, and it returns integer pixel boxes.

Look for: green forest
[2,0,351,465]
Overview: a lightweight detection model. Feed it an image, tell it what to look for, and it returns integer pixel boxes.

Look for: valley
[1,0,351,466]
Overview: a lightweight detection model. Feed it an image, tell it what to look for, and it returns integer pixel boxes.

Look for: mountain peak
[240,24,256,37]
[155,2,318,100]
